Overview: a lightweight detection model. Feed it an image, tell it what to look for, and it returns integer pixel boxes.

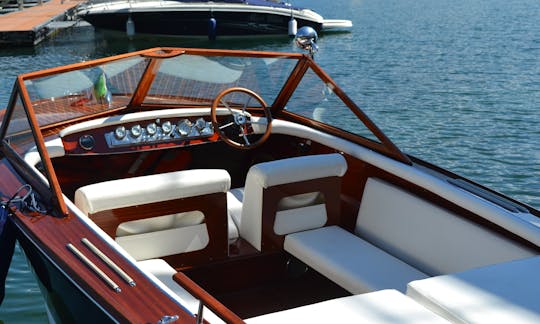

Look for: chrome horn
[295,26,319,58]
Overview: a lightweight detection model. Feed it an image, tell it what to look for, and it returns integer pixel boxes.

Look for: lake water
[1,0,539,321]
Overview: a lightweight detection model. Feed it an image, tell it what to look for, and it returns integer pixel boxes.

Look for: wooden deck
[0,0,83,46]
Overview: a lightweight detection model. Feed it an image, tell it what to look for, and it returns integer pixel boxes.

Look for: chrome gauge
[79,134,95,151]
[105,117,214,148]
[194,118,206,130]
[161,121,173,134]
[177,119,192,136]
[146,123,157,136]
[114,126,127,140]
[200,122,214,136]
[130,124,142,138]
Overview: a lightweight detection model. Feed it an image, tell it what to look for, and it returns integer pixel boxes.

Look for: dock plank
[0,0,83,45]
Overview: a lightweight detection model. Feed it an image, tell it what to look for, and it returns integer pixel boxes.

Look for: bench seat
[407,255,540,323]
[246,289,448,323]
[284,226,428,294]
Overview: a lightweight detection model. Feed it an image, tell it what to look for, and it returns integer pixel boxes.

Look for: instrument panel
[105,117,214,148]
[62,115,218,155]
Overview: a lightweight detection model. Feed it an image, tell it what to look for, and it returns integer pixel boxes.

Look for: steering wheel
[211,87,272,149]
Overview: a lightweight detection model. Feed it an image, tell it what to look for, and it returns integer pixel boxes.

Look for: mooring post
[17,0,23,11]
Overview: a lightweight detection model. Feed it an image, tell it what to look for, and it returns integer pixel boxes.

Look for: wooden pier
[0,0,84,46]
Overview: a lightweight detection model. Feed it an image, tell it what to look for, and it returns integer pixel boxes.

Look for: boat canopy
[0,47,408,215]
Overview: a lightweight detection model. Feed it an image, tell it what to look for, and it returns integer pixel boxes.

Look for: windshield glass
[144,54,297,107]
[22,56,148,128]
[285,66,380,143]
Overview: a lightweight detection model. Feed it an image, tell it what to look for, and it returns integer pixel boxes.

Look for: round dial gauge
[177,119,192,136]
[130,124,142,138]
[194,118,206,130]
[79,135,95,151]
[146,122,157,136]
[114,126,127,140]
[161,121,173,134]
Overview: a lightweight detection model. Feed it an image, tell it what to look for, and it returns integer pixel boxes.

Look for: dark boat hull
[14,225,115,323]
[80,11,322,37]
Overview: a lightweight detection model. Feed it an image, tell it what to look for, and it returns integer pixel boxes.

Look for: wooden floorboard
[183,252,350,319]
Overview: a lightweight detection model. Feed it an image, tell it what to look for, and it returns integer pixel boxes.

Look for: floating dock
[0,0,83,46]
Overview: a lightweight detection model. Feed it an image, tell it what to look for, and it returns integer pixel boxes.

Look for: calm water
[1,0,539,321]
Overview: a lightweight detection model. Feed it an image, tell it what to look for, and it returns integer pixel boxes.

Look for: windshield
[144,54,296,107]
[0,47,408,215]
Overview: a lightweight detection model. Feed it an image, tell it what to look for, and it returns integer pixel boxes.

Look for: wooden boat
[1,41,540,323]
[76,0,352,39]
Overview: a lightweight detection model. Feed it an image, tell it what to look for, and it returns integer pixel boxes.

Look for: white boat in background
[76,0,353,39]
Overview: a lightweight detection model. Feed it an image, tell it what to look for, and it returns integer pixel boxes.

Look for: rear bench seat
[285,226,428,294]
[284,175,537,295]
[406,255,540,323]
[246,289,448,323]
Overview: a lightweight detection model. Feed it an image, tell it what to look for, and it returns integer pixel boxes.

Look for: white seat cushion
[75,169,231,215]
[246,153,347,189]
[227,188,244,230]
[407,255,540,323]
[246,289,448,323]
[238,153,347,250]
[284,226,428,294]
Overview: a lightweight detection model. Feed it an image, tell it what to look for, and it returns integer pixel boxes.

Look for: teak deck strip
[0,0,82,45]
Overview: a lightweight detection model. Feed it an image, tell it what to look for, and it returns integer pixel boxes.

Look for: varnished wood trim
[90,192,229,263]
[0,83,18,140]
[260,176,342,251]
[141,49,186,58]
[15,79,68,215]
[173,271,245,324]
[305,60,410,165]
[0,143,55,209]
[0,162,195,324]
[129,56,162,107]
[271,57,310,111]
[19,48,161,81]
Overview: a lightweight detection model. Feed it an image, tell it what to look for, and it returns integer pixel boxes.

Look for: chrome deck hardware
[82,238,136,287]
[66,243,121,292]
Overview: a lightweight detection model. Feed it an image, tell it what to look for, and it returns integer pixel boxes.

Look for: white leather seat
[227,153,348,251]
[75,169,236,260]
[285,225,428,294]
[407,255,540,323]
[246,289,448,323]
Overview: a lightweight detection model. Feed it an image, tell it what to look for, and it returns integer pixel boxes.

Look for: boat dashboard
[58,108,262,155]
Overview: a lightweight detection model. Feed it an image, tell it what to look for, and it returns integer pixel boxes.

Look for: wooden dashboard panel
[62,116,220,155]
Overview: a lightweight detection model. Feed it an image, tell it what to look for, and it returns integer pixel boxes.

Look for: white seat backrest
[74,169,231,260]
[355,177,536,275]
[240,153,347,251]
